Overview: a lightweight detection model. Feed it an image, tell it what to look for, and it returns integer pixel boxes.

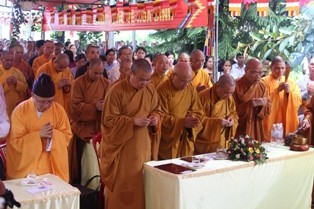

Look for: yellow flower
[255,149,260,154]
[248,147,254,153]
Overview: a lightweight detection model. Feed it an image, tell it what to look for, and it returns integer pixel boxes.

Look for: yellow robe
[157,79,204,159]
[0,65,28,116]
[304,96,314,145]
[191,68,213,89]
[100,78,161,209]
[37,60,74,113]
[195,84,238,154]
[13,59,34,90]
[6,98,72,182]
[69,73,109,139]
[32,55,50,75]
[262,75,301,140]
[234,76,271,142]
[150,73,169,89]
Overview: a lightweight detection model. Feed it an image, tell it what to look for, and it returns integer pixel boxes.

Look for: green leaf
[250,33,262,41]
[279,27,293,35]
[289,34,297,46]
[279,37,290,52]
[263,49,272,60]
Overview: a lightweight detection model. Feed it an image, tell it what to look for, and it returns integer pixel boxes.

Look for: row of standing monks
[1,46,310,209]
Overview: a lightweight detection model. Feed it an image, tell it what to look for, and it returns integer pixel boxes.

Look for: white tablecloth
[144,146,314,209]
[4,174,80,209]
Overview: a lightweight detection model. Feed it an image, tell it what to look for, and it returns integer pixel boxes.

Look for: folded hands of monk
[251,98,267,107]
[39,122,53,138]
[6,76,17,85]
[134,117,152,127]
[221,117,234,127]
[277,82,290,94]
[184,114,200,128]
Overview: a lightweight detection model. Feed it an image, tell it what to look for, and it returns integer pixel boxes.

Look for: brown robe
[150,73,169,89]
[157,79,204,159]
[233,76,271,142]
[100,78,161,209]
[195,84,238,154]
[304,96,314,145]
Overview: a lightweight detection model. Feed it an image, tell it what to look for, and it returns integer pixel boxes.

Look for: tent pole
[214,0,219,83]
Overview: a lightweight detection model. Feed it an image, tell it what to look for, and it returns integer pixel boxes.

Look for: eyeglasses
[249,71,264,75]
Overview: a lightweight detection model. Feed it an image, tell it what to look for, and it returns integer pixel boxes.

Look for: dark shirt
[75,62,108,79]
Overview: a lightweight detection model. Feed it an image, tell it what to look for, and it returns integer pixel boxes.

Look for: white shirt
[0,86,10,138]
[108,64,121,84]
[230,63,246,80]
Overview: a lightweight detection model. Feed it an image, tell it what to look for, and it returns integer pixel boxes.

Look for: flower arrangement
[227,135,268,164]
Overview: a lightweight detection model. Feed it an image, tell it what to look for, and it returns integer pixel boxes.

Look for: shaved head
[216,74,236,99]
[217,74,235,88]
[56,53,70,63]
[172,62,194,90]
[270,56,285,67]
[245,58,264,83]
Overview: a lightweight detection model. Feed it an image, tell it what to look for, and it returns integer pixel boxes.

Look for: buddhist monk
[177,52,190,63]
[12,45,34,90]
[68,58,109,184]
[300,96,314,145]
[157,62,203,159]
[6,74,72,182]
[32,40,55,75]
[190,49,213,91]
[36,54,74,113]
[195,75,238,154]
[100,59,161,209]
[262,56,301,140]
[233,58,271,142]
[0,51,28,116]
[150,54,170,88]
[111,59,132,85]
[0,86,9,139]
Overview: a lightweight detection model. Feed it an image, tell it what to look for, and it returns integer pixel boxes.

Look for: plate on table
[213,153,229,160]
[21,177,43,186]
[188,163,205,170]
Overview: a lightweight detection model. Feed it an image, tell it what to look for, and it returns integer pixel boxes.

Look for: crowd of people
[0,38,314,209]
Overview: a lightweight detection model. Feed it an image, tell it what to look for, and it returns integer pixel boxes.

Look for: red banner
[42,0,208,32]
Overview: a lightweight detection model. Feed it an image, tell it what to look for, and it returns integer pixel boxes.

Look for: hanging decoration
[229,0,242,16]
[286,0,300,16]
[257,0,269,16]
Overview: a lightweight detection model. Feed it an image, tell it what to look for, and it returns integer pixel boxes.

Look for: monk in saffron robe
[68,58,109,184]
[157,62,203,159]
[12,45,34,90]
[190,49,213,91]
[300,96,314,145]
[32,40,54,75]
[6,74,72,182]
[0,51,28,116]
[100,59,161,209]
[195,75,238,154]
[234,58,271,142]
[262,56,301,140]
[150,54,170,88]
[36,54,74,113]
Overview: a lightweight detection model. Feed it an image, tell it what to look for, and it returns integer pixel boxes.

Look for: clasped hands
[277,82,290,94]
[221,117,234,127]
[58,79,70,88]
[252,98,268,107]
[299,118,311,130]
[134,115,158,127]
[39,122,53,138]
[184,114,200,128]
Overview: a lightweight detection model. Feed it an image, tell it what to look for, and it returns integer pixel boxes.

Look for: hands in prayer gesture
[58,79,70,88]
[184,114,200,128]
[134,116,158,127]
[6,76,17,85]
[299,118,311,130]
[39,122,53,138]
[221,117,234,127]
[277,82,290,94]
[96,100,104,111]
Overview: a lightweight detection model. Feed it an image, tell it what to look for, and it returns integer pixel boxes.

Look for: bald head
[54,54,69,72]
[56,53,70,63]
[270,56,285,67]
[216,74,236,100]
[244,58,264,83]
[246,58,261,71]
[131,59,152,74]
[177,52,190,63]
[172,62,194,90]
[1,51,14,70]
[190,49,205,71]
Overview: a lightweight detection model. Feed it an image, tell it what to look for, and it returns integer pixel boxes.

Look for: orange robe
[233,76,271,142]
[304,96,314,145]
[37,60,74,113]
[157,79,204,159]
[262,75,301,140]
[100,78,161,209]
[13,59,34,90]
[191,68,213,89]
[6,98,72,182]
[195,84,238,154]
[69,73,109,139]
[32,54,50,75]
[0,65,28,116]
[150,73,169,89]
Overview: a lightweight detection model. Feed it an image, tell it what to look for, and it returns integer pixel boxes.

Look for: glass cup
[192,157,200,164]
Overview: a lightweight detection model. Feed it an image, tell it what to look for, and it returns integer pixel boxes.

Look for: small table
[144,146,314,209]
[4,174,80,209]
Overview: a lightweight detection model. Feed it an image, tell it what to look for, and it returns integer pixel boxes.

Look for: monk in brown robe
[32,40,54,75]
[150,54,170,88]
[68,58,109,184]
[262,56,301,140]
[0,51,28,116]
[6,74,72,182]
[100,59,161,209]
[36,54,74,113]
[300,96,314,144]
[157,62,203,159]
[234,58,271,142]
[195,75,238,154]
[12,45,34,90]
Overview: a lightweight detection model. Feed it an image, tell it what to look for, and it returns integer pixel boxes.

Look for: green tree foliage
[77,32,103,51]
[11,0,28,39]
